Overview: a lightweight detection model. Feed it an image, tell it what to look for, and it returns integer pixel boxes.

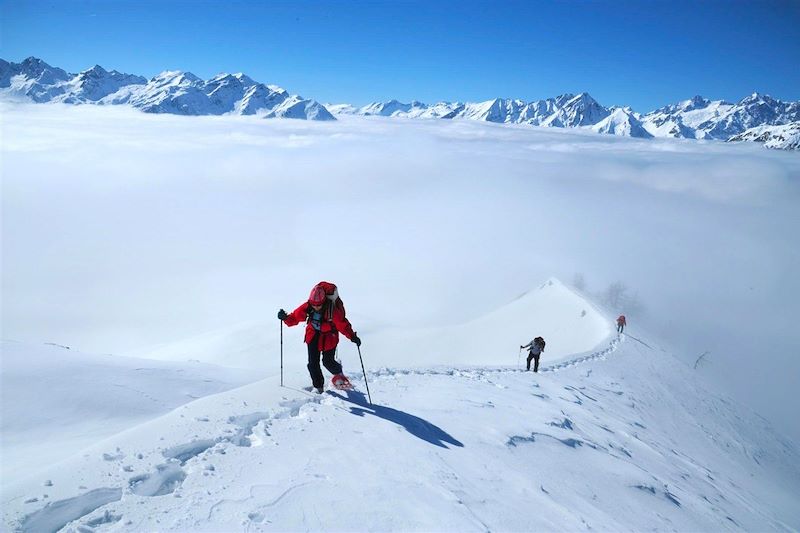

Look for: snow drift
[0,341,260,481]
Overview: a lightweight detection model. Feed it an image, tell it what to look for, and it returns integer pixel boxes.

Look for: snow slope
[124,320,279,371]
[0,341,262,481]
[2,284,798,532]
[366,278,610,368]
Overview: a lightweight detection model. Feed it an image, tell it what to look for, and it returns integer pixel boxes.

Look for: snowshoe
[331,374,353,390]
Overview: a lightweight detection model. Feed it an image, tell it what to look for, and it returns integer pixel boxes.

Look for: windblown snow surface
[0,341,261,481]
[2,280,799,532]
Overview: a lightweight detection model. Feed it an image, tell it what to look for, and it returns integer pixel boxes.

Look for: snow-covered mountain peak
[233,72,256,85]
[505,277,594,313]
[207,72,256,87]
[544,91,610,127]
[0,56,72,102]
[80,64,108,77]
[151,70,202,85]
[566,91,598,106]
[592,107,653,138]
[16,56,71,84]
[651,95,713,116]
[18,56,56,72]
[740,91,774,104]
[325,102,359,114]
[554,92,577,105]
[736,93,786,112]
[679,95,710,111]
[73,65,144,84]
[358,99,429,117]
[59,64,148,103]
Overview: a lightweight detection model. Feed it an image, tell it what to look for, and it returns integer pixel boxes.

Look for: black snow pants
[307,331,342,389]
[617,323,625,333]
[526,353,540,373]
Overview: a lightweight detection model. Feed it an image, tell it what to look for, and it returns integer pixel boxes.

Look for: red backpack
[308,281,346,320]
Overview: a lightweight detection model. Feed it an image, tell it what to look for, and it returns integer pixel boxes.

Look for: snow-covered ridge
[0,57,334,120]
[3,280,798,531]
[0,340,262,481]
[335,92,800,149]
[727,121,800,150]
[640,93,800,141]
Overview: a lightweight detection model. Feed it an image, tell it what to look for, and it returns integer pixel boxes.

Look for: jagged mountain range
[2,57,798,149]
[335,93,800,149]
[0,57,334,120]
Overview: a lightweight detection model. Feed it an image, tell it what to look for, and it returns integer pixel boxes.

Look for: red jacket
[283,299,356,351]
[617,315,626,325]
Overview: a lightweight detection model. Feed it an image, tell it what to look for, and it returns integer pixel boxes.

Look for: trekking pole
[357,345,372,405]
[280,320,284,387]
[624,333,652,349]
[517,347,522,370]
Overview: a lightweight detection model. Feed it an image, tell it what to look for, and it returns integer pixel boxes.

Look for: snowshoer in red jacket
[617,315,626,334]
[278,281,361,393]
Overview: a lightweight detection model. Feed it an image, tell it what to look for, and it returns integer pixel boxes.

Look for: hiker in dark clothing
[617,315,626,334]
[521,336,546,372]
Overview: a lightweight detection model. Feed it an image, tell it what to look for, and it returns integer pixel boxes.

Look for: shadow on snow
[330,389,464,449]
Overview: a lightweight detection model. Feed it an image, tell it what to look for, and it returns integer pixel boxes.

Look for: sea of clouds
[3,102,799,439]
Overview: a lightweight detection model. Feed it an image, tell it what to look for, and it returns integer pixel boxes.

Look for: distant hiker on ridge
[617,315,626,334]
[278,281,361,393]
[521,336,546,373]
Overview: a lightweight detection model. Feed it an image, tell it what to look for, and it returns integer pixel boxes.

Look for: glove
[351,334,361,347]
[277,309,288,320]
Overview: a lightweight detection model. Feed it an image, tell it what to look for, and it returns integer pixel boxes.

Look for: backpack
[534,336,546,351]
[307,281,346,321]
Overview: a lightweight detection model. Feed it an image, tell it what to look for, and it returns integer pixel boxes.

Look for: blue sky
[2,0,799,111]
